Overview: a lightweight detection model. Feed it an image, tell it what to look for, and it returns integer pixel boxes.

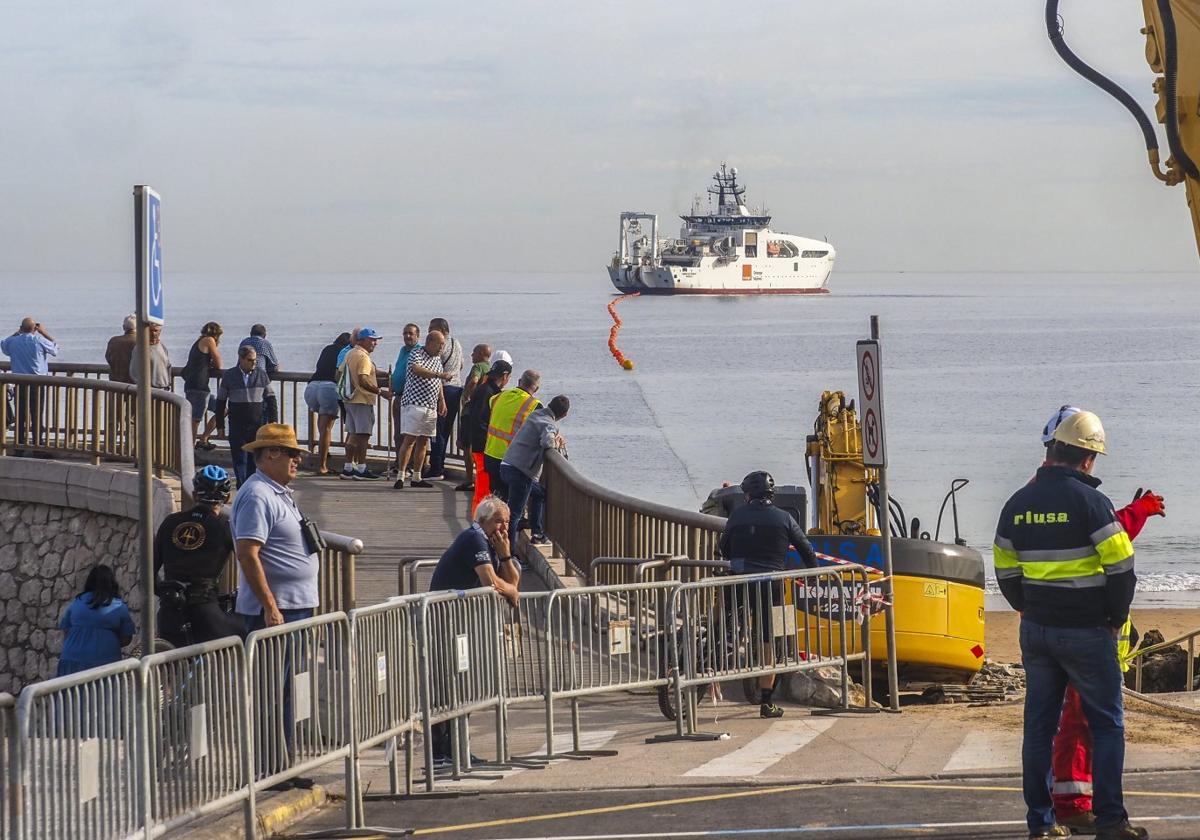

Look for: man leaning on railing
[2,316,57,455]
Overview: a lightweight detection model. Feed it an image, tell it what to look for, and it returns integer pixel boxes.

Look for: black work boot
[1095,820,1148,840]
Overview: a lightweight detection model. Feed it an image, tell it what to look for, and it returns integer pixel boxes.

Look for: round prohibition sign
[860,349,877,402]
[863,407,880,459]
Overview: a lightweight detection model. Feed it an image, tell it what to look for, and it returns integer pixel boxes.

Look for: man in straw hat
[231,423,323,791]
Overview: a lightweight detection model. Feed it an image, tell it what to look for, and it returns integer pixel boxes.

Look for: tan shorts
[400,404,437,438]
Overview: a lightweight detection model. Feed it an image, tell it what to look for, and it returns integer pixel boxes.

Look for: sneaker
[291,776,315,790]
[194,440,216,451]
[340,469,354,480]
[454,482,474,492]
[1061,811,1097,835]
[1095,821,1148,840]
[411,480,434,488]
[393,479,406,490]
[531,533,551,545]
[422,472,445,481]
[266,779,295,792]
[1029,827,1071,839]
[516,517,530,532]
[354,469,384,480]
[760,703,784,719]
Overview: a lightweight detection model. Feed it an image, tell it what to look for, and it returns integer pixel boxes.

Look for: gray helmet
[740,470,775,500]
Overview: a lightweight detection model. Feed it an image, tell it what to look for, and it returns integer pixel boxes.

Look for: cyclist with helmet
[718,470,818,718]
[153,465,246,645]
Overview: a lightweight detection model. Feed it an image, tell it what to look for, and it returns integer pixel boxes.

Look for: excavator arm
[1141,0,1200,254]
[1047,1,1200,257]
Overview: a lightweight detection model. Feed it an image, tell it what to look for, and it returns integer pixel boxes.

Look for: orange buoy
[606,292,639,370]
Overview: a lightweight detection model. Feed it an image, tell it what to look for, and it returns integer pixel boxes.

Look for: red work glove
[1131,488,1166,518]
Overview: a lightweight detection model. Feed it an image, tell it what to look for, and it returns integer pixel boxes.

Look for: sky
[0,1,1196,274]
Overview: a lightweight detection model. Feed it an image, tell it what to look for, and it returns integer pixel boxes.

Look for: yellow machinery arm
[1141,1,1200,255]
[1047,1,1200,258]
[805,391,880,536]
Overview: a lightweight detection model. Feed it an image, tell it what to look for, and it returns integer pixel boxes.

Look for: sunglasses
[269,447,305,460]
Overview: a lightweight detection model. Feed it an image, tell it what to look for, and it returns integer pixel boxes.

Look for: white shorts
[345,403,375,435]
[400,404,437,438]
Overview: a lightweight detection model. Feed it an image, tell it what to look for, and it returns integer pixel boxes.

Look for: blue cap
[357,327,382,340]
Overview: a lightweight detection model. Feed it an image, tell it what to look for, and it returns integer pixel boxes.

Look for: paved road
[286,769,1200,839]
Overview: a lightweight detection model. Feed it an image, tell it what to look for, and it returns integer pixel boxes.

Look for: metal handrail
[543,450,726,578]
[2,360,465,467]
[0,371,195,504]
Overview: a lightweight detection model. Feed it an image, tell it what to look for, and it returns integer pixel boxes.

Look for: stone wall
[0,459,175,693]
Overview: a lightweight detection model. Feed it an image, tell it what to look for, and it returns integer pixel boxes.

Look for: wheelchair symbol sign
[139,187,164,325]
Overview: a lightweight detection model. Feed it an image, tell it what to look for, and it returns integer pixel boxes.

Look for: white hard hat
[1041,405,1081,445]
[1051,410,1107,455]
[493,350,512,365]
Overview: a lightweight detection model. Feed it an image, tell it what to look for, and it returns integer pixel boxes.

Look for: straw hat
[241,423,303,453]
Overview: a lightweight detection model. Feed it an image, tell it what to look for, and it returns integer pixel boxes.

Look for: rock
[0,545,16,571]
[1125,629,1198,693]
[82,518,100,547]
[29,629,45,651]
[782,665,867,708]
[0,573,14,600]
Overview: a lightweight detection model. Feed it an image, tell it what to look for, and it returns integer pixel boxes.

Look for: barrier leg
[562,697,617,759]
[388,735,400,795]
[404,731,413,796]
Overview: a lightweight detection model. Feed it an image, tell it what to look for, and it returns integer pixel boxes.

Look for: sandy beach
[985,608,1200,664]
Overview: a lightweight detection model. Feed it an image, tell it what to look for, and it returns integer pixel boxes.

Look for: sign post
[857,315,899,712]
[134,185,163,656]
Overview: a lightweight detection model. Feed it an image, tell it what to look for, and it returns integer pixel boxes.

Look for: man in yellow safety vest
[483,369,541,500]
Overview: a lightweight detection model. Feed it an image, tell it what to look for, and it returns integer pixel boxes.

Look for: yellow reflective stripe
[514,396,538,427]
[993,543,1020,570]
[1094,530,1134,569]
[1117,616,1134,673]
[1019,555,1102,582]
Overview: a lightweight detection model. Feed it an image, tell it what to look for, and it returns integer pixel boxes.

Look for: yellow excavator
[803,392,987,683]
[1047,0,1200,256]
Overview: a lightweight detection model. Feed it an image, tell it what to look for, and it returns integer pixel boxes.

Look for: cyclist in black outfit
[718,470,818,718]
[154,465,246,645]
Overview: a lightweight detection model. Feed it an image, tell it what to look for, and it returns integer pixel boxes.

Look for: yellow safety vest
[484,388,541,461]
[1117,616,1134,674]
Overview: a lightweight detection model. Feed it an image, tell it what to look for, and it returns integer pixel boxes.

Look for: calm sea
[4,270,1198,603]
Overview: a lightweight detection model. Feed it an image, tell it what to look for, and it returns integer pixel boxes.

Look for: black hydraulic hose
[1045,0,1160,155]
[1155,0,1200,178]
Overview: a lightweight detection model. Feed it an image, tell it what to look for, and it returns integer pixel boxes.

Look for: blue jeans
[500,463,544,546]
[428,385,462,475]
[244,608,315,765]
[1020,618,1127,832]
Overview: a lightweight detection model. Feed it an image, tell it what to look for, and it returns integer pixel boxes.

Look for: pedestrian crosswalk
[413,715,1029,793]
[683,718,837,778]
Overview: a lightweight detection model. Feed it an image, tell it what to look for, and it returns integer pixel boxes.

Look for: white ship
[608,165,835,295]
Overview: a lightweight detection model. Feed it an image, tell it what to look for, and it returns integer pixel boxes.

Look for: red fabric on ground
[1052,684,1094,817]
[471,451,490,514]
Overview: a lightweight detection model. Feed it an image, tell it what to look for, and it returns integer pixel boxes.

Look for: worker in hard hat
[994,411,1147,840]
[1037,407,1165,836]
[718,470,818,719]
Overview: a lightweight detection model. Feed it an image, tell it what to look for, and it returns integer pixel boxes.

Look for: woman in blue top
[57,565,136,676]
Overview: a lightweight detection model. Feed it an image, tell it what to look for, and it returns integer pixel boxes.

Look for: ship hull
[608,260,833,296]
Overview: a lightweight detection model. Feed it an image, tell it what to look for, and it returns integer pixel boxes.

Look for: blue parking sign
[136,186,164,325]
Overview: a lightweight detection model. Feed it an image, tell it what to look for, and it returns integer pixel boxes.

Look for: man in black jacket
[719,470,818,718]
[215,346,271,486]
[993,411,1145,840]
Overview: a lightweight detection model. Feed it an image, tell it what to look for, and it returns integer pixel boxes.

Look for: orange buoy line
[607,292,639,370]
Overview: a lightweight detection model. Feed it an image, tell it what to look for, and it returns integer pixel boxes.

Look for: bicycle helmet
[194,465,232,504]
[740,470,775,501]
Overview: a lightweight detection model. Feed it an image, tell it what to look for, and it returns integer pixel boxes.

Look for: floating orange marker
[607,292,639,370]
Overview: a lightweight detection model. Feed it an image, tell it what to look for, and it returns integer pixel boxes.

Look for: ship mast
[708,164,746,213]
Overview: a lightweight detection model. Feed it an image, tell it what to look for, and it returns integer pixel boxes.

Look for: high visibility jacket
[993,465,1135,629]
[1117,616,1135,673]
[484,388,541,461]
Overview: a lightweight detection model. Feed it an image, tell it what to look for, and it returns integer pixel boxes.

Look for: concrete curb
[167,785,330,839]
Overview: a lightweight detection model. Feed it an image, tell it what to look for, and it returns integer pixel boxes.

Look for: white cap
[122,314,137,331]
[1041,405,1081,444]
[493,350,512,365]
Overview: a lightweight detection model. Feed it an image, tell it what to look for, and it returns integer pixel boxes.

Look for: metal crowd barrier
[141,638,253,838]
[661,566,872,740]
[245,612,356,824]
[398,558,439,596]
[13,659,145,840]
[416,589,506,790]
[349,596,422,800]
[540,581,676,758]
[1,692,15,840]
